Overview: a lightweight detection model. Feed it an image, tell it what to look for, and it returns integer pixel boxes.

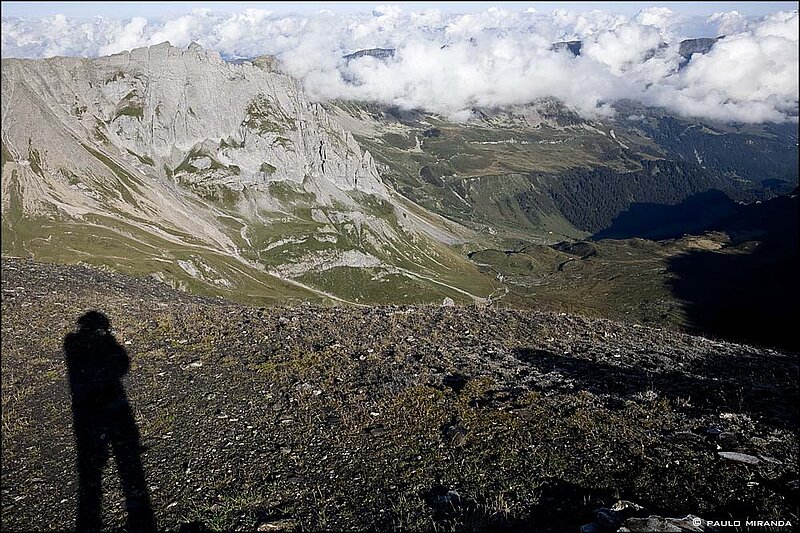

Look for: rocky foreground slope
[1,258,798,531]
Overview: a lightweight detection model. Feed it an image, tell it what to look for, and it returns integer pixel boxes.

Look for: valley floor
[1,258,797,531]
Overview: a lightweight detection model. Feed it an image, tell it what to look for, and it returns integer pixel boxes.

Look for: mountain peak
[343,48,395,61]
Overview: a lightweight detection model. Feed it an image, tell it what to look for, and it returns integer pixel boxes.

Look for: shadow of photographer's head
[77,311,111,333]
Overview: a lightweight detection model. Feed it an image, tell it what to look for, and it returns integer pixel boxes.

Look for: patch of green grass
[474,237,688,328]
[382,132,416,149]
[126,149,155,166]
[243,94,296,135]
[1,141,14,167]
[27,146,44,176]
[81,143,144,206]
[267,181,316,205]
[0,209,325,306]
[113,90,144,120]
[182,487,271,532]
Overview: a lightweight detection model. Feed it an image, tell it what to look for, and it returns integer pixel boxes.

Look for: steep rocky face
[2,41,386,202]
[1,42,494,305]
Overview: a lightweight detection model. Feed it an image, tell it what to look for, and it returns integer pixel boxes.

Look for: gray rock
[368,425,387,437]
[256,518,298,531]
[618,514,707,532]
[718,451,761,465]
[442,297,455,307]
[679,37,722,60]
[443,423,467,446]
[597,500,646,530]
[670,431,703,444]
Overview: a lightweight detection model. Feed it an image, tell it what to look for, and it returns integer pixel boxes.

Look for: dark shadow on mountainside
[666,192,799,351]
[593,189,739,240]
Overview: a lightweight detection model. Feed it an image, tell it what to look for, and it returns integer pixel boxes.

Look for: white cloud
[1,7,797,123]
[99,17,148,55]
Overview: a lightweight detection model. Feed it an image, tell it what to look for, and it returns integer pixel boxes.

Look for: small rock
[368,425,387,437]
[718,451,761,465]
[596,500,646,530]
[256,518,298,531]
[422,485,462,508]
[670,431,702,444]
[441,297,455,307]
[443,423,467,446]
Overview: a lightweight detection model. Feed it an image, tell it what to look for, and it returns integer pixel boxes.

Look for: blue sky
[2,2,798,18]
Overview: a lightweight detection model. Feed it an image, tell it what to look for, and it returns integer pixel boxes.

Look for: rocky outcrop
[551,40,583,56]
[679,37,722,60]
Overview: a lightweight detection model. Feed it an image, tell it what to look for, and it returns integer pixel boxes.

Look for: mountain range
[2,42,797,344]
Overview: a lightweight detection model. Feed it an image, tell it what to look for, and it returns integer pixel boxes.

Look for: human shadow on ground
[64,311,156,532]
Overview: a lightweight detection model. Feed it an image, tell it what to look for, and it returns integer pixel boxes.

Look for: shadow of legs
[110,404,156,532]
[75,423,109,532]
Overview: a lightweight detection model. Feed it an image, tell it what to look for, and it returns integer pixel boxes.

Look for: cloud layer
[2,6,797,123]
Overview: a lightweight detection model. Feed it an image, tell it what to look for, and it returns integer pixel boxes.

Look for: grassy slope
[1,133,497,306]
[2,258,797,532]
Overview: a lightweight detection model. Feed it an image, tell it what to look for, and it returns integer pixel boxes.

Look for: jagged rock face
[678,37,722,60]
[1,41,387,205]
